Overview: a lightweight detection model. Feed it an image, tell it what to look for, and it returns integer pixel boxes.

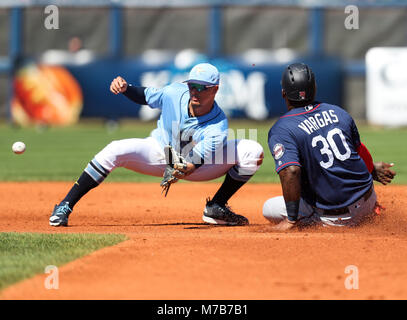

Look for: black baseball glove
[160,145,187,197]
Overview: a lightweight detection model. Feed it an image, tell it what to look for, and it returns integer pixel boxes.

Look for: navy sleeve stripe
[276,161,301,173]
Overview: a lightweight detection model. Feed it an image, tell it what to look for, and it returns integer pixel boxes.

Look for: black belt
[321,186,374,216]
[322,206,349,216]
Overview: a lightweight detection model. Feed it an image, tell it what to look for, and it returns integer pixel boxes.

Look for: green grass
[0,232,127,291]
[1,120,406,183]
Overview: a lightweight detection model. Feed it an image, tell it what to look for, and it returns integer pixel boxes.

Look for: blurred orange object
[374,201,386,215]
[11,64,83,126]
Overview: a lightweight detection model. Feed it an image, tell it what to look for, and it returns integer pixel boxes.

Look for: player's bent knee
[98,140,117,155]
[235,139,264,174]
[105,140,124,153]
[263,197,286,223]
[94,140,123,170]
[237,139,263,157]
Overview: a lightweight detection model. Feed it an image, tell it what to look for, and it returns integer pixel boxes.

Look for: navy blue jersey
[268,102,373,210]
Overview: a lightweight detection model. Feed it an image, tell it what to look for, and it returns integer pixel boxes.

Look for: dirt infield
[0,182,406,300]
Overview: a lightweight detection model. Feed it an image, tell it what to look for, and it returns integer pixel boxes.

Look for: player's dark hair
[281,63,316,107]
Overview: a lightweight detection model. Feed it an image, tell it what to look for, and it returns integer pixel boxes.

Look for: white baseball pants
[90,137,264,182]
[262,188,377,227]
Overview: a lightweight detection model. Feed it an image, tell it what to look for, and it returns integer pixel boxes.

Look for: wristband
[286,200,300,222]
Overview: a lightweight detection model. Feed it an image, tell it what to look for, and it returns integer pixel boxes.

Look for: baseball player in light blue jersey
[50,63,264,227]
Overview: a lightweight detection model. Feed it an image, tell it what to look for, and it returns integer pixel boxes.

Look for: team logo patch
[273,143,285,160]
[194,66,204,74]
[299,91,306,100]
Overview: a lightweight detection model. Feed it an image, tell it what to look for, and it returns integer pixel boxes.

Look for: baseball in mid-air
[12,141,26,154]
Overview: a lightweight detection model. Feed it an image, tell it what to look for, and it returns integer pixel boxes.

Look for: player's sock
[61,159,109,210]
[61,171,99,210]
[210,173,248,207]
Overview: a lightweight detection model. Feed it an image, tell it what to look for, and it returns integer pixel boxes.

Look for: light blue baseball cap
[184,63,220,86]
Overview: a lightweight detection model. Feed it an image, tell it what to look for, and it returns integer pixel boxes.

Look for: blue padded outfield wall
[63,56,343,121]
[5,1,407,122]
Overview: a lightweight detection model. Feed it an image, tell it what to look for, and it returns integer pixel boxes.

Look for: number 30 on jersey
[312,128,351,169]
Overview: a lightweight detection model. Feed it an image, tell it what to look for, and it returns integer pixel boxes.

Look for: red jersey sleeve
[357,142,374,173]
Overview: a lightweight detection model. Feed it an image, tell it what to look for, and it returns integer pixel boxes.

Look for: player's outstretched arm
[160,146,197,197]
[272,165,302,231]
[110,76,148,105]
[372,162,396,185]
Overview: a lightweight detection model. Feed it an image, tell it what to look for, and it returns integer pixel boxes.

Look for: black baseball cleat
[49,202,72,227]
[203,198,249,226]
